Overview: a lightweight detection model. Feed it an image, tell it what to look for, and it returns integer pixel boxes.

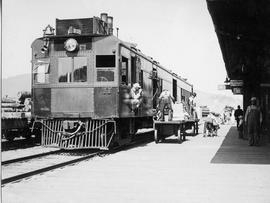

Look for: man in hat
[189,92,197,119]
[244,97,262,146]
[234,105,243,129]
[157,89,175,121]
[130,83,143,111]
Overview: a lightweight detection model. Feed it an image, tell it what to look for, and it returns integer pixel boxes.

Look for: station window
[34,63,50,84]
[58,57,87,83]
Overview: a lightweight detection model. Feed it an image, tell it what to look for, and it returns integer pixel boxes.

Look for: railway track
[2,150,102,185]
[2,130,154,185]
[2,149,63,165]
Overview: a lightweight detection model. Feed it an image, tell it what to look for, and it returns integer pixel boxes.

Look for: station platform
[3,125,270,203]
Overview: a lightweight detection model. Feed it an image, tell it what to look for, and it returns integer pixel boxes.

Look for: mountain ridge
[1,74,242,113]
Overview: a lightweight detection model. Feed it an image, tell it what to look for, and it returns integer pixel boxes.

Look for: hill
[2,74,31,98]
[195,89,242,113]
[1,74,242,113]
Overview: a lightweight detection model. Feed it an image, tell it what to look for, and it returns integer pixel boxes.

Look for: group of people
[130,84,263,146]
[203,112,220,137]
[203,96,263,145]
[234,97,263,146]
[157,91,199,121]
[130,84,180,121]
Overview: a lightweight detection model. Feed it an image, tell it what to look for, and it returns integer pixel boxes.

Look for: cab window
[96,55,115,82]
[74,57,87,82]
[34,63,50,84]
[58,57,87,83]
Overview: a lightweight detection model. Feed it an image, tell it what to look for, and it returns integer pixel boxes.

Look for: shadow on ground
[211,126,270,164]
[2,138,40,151]
[159,137,190,144]
[159,133,196,144]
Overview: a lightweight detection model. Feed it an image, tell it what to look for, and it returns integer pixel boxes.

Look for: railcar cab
[31,17,121,119]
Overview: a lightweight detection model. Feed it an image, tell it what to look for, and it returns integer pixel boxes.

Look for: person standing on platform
[244,97,263,146]
[234,105,243,129]
[189,92,197,119]
[238,115,244,139]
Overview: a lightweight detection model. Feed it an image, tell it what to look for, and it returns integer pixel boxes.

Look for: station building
[207,0,270,137]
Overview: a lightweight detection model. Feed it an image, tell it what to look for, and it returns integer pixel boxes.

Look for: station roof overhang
[206,0,270,82]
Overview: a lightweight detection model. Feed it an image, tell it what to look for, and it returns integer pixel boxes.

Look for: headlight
[64,38,78,52]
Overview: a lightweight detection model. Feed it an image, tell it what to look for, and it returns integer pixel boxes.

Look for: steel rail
[2,151,103,185]
[2,150,62,165]
[2,130,154,185]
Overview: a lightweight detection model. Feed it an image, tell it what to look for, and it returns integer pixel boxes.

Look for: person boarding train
[157,89,175,121]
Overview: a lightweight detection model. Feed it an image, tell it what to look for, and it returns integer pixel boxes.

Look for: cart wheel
[177,129,182,143]
[33,129,41,142]
[195,122,199,135]
[23,128,32,140]
[154,129,159,144]
[182,132,186,141]
[193,123,197,136]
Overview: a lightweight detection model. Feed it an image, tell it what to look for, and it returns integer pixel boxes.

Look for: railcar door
[152,68,159,109]
[152,67,162,109]
[173,79,177,102]
[119,46,130,115]
[131,55,141,85]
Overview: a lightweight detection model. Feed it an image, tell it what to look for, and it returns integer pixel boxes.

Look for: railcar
[31,13,193,150]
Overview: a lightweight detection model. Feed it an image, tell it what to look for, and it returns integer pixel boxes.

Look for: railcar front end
[31,17,124,149]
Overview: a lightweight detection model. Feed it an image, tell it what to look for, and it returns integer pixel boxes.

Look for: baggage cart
[153,119,199,143]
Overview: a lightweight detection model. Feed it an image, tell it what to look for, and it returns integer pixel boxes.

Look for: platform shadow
[211,126,270,164]
[2,138,40,151]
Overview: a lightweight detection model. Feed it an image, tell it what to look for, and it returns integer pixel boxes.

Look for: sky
[2,0,235,96]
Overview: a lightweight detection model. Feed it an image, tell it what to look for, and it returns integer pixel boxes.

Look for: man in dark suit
[234,105,243,129]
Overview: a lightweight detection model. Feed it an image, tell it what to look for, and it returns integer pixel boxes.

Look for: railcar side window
[96,55,115,82]
[139,70,143,88]
[121,56,128,85]
[58,57,87,83]
[96,55,115,67]
[97,70,114,82]
[34,63,50,84]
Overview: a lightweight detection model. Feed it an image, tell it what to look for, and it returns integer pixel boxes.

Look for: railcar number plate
[101,87,112,95]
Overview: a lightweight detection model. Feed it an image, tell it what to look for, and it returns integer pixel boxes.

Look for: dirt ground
[2,125,270,203]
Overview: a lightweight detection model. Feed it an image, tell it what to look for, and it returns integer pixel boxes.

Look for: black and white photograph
[1,0,270,202]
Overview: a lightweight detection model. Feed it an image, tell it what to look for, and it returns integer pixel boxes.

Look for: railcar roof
[35,34,193,87]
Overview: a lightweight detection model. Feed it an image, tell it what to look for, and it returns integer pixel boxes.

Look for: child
[238,115,244,139]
